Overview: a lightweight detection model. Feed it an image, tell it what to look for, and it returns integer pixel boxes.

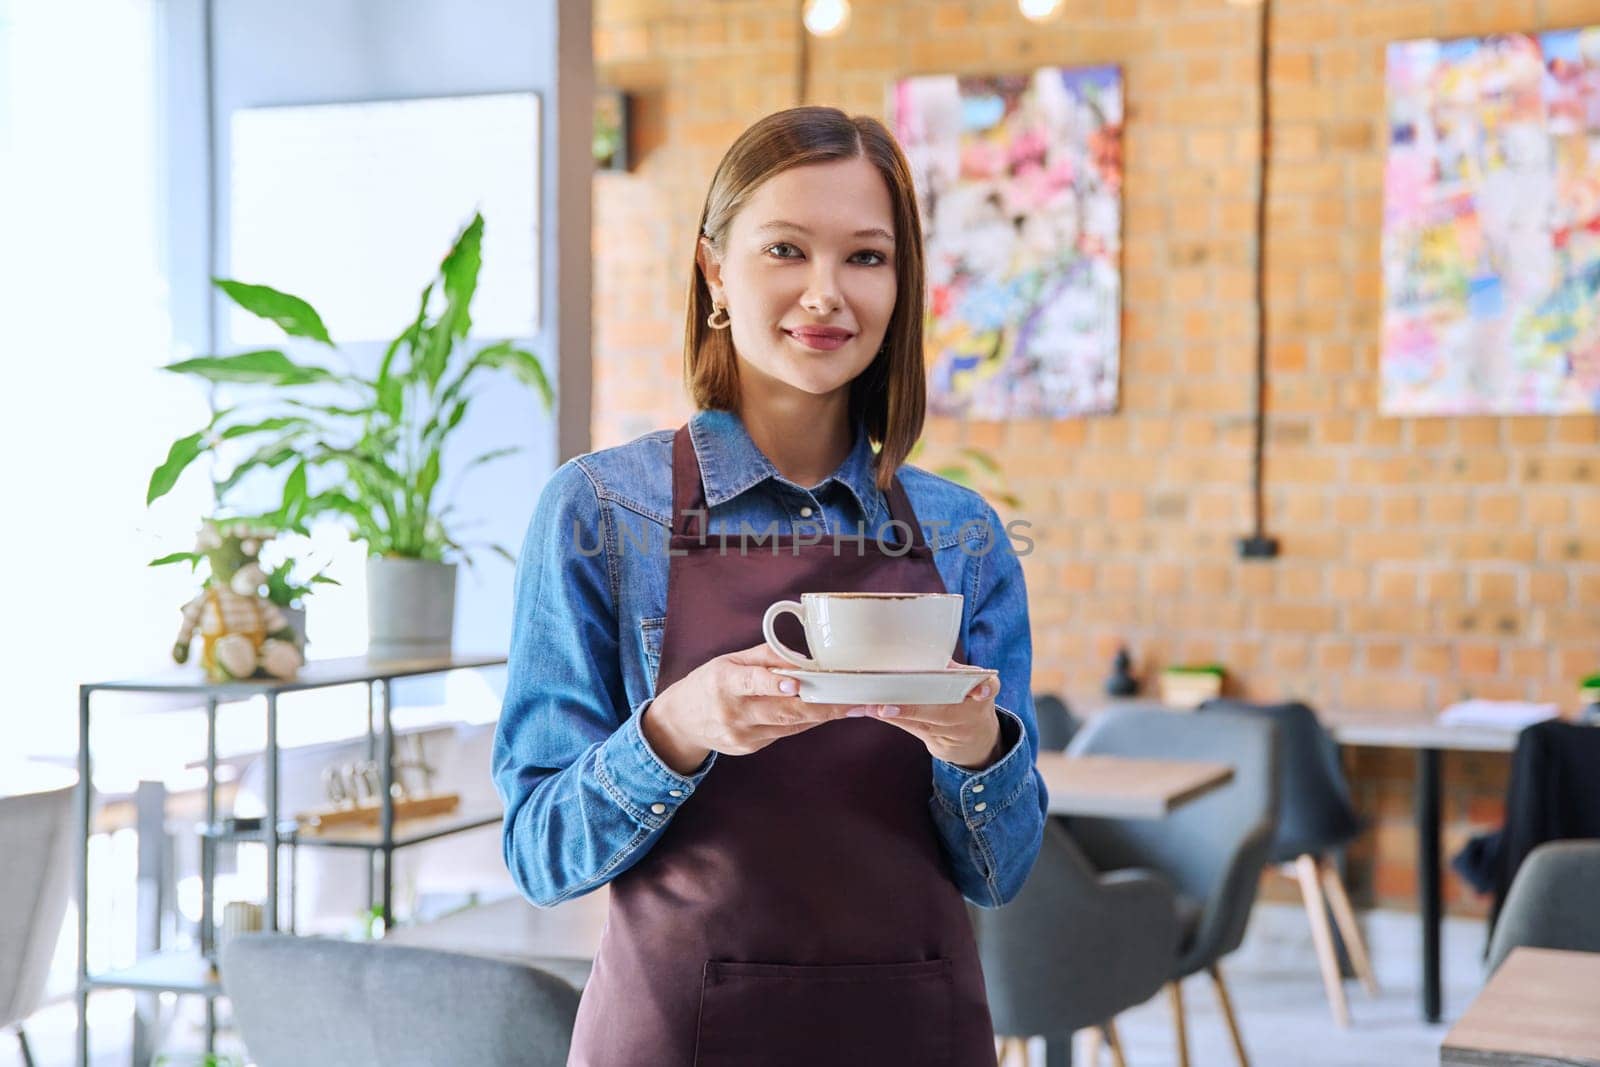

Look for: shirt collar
[689,408,885,525]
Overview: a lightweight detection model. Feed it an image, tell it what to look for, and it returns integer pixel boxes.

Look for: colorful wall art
[892,66,1123,419]
[1382,27,1600,415]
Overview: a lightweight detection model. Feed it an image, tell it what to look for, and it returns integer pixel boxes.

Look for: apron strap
[883,473,928,550]
[671,424,708,539]
[672,421,930,550]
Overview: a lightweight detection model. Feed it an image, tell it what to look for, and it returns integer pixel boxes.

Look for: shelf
[199,808,501,851]
[86,950,221,996]
[83,652,507,696]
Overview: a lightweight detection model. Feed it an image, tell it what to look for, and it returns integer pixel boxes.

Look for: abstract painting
[1382,27,1600,414]
[892,66,1123,419]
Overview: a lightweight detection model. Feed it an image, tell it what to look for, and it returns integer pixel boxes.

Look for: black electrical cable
[1241,0,1279,560]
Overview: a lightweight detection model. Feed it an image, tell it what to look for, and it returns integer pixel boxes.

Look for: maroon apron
[566,426,996,1066]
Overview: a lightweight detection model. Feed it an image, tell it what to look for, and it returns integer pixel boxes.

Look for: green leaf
[417,449,442,508]
[460,445,521,473]
[282,459,309,520]
[219,415,311,440]
[164,350,337,386]
[438,214,483,343]
[147,431,207,505]
[148,551,202,568]
[472,342,554,410]
[376,374,404,421]
[283,399,377,419]
[213,279,333,344]
[303,489,381,542]
[422,397,470,444]
[416,215,485,392]
[215,438,304,498]
[959,447,1002,475]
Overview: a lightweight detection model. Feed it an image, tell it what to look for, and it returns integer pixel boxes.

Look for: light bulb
[1019,0,1063,20]
[803,0,851,38]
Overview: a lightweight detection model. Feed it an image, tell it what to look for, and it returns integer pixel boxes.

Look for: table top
[84,653,507,696]
[1090,700,1522,754]
[1326,714,1519,753]
[1441,947,1600,1066]
[389,887,610,963]
[1037,752,1234,819]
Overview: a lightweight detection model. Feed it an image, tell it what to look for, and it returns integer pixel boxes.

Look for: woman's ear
[696,236,725,304]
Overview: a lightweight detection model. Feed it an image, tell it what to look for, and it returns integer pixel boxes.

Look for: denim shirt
[492,409,1047,909]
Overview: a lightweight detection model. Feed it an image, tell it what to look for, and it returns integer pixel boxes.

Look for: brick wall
[592,0,1600,913]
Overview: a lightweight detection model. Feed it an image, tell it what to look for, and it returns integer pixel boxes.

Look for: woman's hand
[642,642,853,775]
[858,669,1005,771]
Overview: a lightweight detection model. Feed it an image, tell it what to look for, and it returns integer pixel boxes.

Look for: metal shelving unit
[74,652,506,1067]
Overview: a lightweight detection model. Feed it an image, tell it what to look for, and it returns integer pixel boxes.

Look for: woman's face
[699,156,898,402]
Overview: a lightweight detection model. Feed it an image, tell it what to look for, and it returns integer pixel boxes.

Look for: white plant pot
[281,605,308,649]
[366,556,457,661]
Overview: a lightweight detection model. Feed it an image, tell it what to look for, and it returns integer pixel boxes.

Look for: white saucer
[772,666,997,706]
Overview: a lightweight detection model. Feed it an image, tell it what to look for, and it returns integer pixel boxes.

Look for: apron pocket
[693,958,952,1067]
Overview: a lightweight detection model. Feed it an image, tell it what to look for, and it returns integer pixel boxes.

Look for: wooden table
[1441,948,1600,1065]
[1326,714,1520,1023]
[1037,752,1233,818]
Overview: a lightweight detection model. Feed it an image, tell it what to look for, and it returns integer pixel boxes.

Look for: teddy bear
[172,520,305,682]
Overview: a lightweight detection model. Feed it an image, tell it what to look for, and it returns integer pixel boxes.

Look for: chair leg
[1167,981,1191,1067]
[1295,853,1351,1027]
[996,1035,1029,1066]
[1102,1018,1127,1067]
[1207,962,1251,1067]
[1319,855,1380,997]
[1080,1026,1102,1065]
[15,1026,36,1067]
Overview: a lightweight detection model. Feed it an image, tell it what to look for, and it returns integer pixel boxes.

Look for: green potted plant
[147,213,553,660]
[1159,663,1225,709]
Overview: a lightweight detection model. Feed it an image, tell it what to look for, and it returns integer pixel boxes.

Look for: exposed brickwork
[593,0,1600,913]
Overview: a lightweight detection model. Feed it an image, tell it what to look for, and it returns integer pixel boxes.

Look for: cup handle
[762,600,818,669]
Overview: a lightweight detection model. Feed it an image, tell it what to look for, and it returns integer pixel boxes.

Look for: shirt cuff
[596,699,717,826]
[930,706,1030,829]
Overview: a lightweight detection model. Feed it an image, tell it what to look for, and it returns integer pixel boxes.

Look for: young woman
[493,106,1046,1066]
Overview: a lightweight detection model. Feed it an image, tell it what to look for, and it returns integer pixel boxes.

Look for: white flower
[196,525,223,551]
[240,538,260,556]
[259,638,303,680]
[213,634,257,680]
[230,563,267,596]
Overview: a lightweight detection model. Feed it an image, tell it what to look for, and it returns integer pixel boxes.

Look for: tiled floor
[13,903,1490,1066]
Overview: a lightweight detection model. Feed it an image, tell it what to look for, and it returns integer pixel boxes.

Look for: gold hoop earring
[706,304,731,330]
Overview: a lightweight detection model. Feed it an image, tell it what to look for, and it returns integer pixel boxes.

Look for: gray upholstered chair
[1485,839,1600,975]
[0,785,74,1067]
[221,935,580,1067]
[1065,706,1279,1067]
[973,819,1180,1067]
[1034,693,1081,752]
[1199,698,1376,1025]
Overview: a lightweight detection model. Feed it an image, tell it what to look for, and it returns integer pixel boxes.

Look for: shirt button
[650,803,666,815]
[972,783,985,793]
[974,801,988,813]
[799,506,814,518]
[668,789,683,797]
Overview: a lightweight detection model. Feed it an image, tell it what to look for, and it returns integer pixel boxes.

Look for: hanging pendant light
[802,0,851,38]
[1018,0,1063,20]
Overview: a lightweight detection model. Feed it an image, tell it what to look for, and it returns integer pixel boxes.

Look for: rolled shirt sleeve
[927,506,1048,907]
[491,461,711,907]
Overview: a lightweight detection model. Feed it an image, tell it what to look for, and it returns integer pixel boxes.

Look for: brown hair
[685,106,926,491]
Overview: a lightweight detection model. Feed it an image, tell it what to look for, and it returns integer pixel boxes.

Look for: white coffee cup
[762,592,963,671]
